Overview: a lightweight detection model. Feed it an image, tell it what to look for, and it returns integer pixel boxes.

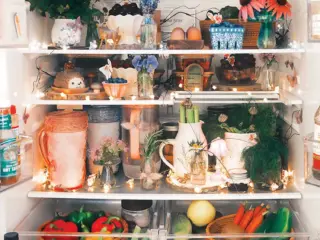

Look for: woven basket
[200,20,261,49]
[38,217,129,240]
[206,214,236,240]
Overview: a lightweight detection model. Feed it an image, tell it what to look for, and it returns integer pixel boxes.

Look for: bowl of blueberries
[103,78,128,99]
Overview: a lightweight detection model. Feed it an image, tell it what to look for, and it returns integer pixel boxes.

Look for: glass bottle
[140,14,157,49]
[257,21,276,49]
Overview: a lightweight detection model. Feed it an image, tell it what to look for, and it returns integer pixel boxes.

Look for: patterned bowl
[102,82,128,99]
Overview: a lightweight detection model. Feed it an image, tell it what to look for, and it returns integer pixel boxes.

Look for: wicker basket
[206,214,236,240]
[200,20,261,49]
[38,217,129,240]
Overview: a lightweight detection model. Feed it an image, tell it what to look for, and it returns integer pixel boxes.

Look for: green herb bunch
[143,130,163,161]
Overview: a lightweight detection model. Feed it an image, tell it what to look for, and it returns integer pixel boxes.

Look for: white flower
[208,138,228,159]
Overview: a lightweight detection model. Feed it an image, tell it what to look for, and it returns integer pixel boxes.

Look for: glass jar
[138,71,154,99]
[161,122,178,171]
[121,105,160,179]
[121,200,153,232]
[140,154,162,190]
[140,14,157,49]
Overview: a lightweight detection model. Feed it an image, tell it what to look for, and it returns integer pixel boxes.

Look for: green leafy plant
[143,130,164,161]
[242,136,288,186]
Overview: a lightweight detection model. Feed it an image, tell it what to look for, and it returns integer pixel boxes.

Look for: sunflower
[267,0,292,20]
[239,0,265,22]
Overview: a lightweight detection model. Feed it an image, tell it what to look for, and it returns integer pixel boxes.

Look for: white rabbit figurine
[99,59,113,80]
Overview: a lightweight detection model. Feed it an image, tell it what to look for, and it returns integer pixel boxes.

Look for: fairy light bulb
[179,83,183,88]
[232,88,238,92]
[170,92,175,100]
[212,85,217,90]
[270,183,279,191]
[263,98,268,102]
[85,96,90,101]
[32,169,48,184]
[109,96,114,101]
[103,184,111,193]
[60,93,67,98]
[41,43,48,49]
[194,187,202,193]
[150,95,155,100]
[87,174,96,187]
[127,179,134,189]
[248,92,252,96]
[131,96,136,100]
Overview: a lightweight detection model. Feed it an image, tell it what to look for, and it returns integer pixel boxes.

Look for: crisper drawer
[160,200,310,240]
[14,199,160,240]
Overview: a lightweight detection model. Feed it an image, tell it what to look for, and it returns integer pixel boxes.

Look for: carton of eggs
[171,27,202,41]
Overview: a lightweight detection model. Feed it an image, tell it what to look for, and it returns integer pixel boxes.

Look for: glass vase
[257,21,276,49]
[140,155,162,191]
[138,71,154,99]
[261,69,277,91]
[140,14,157,49]
[86,21,99,47]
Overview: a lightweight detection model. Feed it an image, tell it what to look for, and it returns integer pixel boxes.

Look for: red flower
[239,0,264,22]
[267,0,292,20]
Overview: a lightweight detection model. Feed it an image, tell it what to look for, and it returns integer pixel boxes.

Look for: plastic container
[121,200,153,231]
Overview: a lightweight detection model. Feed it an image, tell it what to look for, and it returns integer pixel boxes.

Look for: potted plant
[242,135,288,191]
[140,130,163,190]
[92,137,127,187]
[27,0,103,47]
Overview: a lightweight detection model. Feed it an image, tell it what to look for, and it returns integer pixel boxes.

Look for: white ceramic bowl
[107,15,144,45]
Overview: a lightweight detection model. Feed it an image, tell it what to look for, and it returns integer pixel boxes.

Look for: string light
[41,43,48,49]
[249,182,254,188]
[88,187,94,192]
[232,88,238,92]
[127,179,135,189]
[270,183,279,191]
[247,92,252,96]
[170,92,175,100]
[275,86,280,93]
[60,93,67,99]
[32,169,48,184]
[109,96,114,101]
[194,88,200,92]
[150,95,155,100]
[194,187,202,193]
[131,96,137,100]
[263,98,268,102]
[298,89,302,95]
[87,174,96,187]
[62,45,70,51]
[179,83,183,88]
[85,96,90,101]
[103,184,111,193]
[219,183,227,189]
[212,85,217,90]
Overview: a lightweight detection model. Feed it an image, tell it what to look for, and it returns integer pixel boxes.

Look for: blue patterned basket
[209,22,245,50]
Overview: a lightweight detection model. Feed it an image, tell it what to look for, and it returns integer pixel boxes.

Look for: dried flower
[249,106,258,115]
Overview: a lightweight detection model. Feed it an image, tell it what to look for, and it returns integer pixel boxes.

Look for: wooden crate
[44,89,107,100]
[200,20,261,49]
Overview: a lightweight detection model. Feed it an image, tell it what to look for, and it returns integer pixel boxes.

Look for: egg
[171,27,185,40]
[187,27,202,41]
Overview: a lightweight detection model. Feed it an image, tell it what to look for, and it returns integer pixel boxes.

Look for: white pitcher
[159,122,208,177]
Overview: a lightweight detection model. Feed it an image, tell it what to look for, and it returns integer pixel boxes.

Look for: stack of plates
[228,168,248,181]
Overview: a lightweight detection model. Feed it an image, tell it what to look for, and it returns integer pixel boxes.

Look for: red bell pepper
[42,219,78,240]
[91,217,115,233]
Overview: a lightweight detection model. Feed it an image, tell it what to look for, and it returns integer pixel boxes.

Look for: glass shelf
[28,171,302,200]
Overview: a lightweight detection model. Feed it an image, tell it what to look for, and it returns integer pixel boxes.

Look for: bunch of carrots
[234,203,269,233]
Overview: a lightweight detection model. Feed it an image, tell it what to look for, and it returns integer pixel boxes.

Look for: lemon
[187,200,216,227]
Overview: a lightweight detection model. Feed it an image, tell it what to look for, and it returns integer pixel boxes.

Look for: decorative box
[209,22,244,50]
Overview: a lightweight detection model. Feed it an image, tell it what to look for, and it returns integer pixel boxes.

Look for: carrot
[245,211,266,233]
[257,204,270,216]
[239,207,254,230]
[253,203,265,217]
[234,203,246,225]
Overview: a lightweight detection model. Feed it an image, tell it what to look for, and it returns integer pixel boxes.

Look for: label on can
[0,114,12,130]
[0,144,18,178]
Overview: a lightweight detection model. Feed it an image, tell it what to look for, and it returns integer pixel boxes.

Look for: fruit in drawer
[172,214,192,238]
[42,219,78,240]
[187,201,216,227]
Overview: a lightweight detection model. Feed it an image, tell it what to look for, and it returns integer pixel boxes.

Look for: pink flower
[208,138,228,159]
[239,0,264,22]
[213,14,223,24]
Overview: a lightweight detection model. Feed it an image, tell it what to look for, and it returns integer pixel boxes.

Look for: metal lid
[4,232,19,240]
[121,200,153,211]
[88,106,120,123]
[162,122,179,132]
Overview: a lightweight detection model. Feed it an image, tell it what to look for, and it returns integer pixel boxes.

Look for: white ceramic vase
[159,122,208,177]
[51,19,82,47]
[222,132,257,171]
[107,15,144,45]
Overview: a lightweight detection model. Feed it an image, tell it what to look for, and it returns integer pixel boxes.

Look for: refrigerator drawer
[161,200,310,240]
[13,199,160,240]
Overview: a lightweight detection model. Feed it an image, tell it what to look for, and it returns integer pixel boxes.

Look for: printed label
[0,145,18,178]
[0,114,12,130]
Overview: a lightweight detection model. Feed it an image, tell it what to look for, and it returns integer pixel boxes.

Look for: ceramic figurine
[68,77,86,89]
[54,72,86,89]
[99,59,113,80]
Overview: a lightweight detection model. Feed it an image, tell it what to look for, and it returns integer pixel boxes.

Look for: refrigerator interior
[1,0,320,239]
